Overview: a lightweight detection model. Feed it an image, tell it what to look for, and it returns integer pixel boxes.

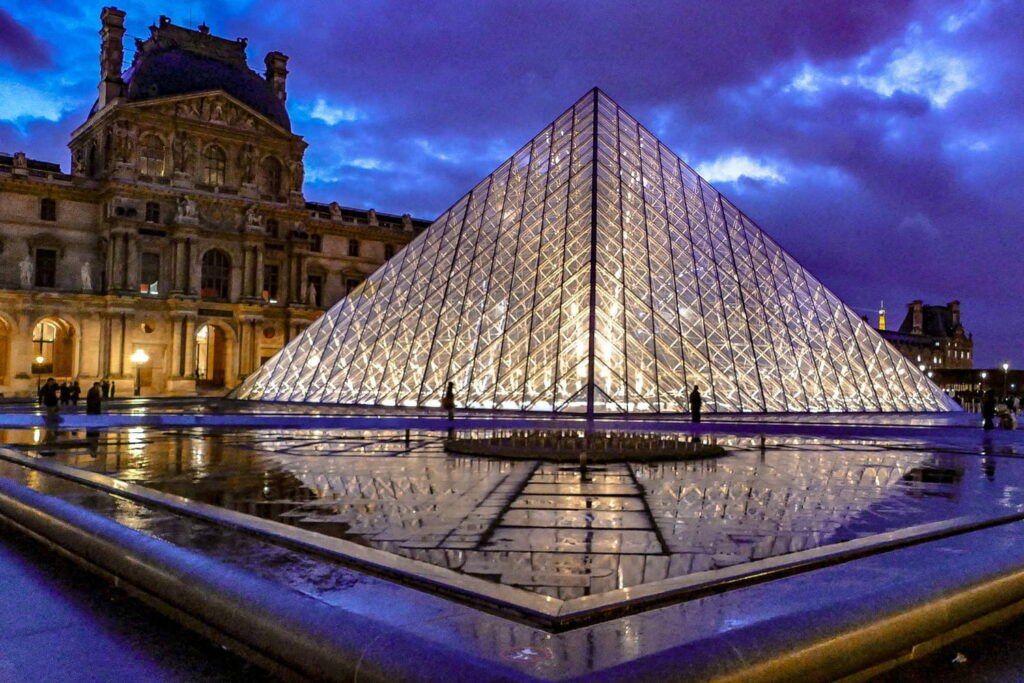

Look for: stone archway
[195,323,228,388]
[31,317,76,378]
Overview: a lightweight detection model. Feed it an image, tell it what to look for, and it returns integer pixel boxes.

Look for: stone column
[170,237,187,294]
[254,246,265,302]
[126,232,139,292]
[188,240,202,297]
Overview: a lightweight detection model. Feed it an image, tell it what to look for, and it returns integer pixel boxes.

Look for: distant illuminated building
[234,89,956,414]
[878,300,973,372]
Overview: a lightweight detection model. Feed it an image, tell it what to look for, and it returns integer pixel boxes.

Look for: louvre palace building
[0,9,427,397]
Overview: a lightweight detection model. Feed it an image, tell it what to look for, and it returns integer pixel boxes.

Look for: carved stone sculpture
[19,256,33,288]
[172,132,195,175]
[244,204,263,229]
[306,281,317,306]
[289,159,304,192]
[177,195,199,222]
[329,201,342,220]
[81,261,93,292]
[239,143,256,185]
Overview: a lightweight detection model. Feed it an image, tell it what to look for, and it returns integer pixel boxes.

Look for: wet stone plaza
[2,416,1022,605]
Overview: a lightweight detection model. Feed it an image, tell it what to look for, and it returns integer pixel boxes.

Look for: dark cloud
[3,0,1022,365]
[0,9,53,70]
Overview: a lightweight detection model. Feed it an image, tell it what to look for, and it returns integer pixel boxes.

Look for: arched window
[265,218,279,238]
[139,134,165,177]
[259,156,282,196]
[200,249,231,299]
[203,145,226,186]
[31,317,74,377]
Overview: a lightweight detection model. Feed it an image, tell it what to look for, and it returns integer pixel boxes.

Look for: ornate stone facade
[877,300,974,374]
[0,10,428,397]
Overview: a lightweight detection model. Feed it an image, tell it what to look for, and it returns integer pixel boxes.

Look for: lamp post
[34,355,45,392]
[130,348,149,397]
[1003,362,1010,398]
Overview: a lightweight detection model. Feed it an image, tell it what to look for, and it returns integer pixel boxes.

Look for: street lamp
[130,348,149,397]
[34,355,46,392]
[1003,362,1010,397]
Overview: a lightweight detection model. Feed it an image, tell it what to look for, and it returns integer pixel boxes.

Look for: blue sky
[1,0,1021,368]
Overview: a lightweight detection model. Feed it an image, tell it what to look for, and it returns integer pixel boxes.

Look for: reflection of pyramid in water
[235,89,957,413]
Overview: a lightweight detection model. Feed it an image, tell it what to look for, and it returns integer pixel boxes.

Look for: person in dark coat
[109,381,116,398]
[86,382,103,415]
[689,385,702,424]
[101,379,110,398]
[441,381,456,421]
[982,389,997,431]
[59,381,70,406]
[40,378,60,420]
[70,380,81,406]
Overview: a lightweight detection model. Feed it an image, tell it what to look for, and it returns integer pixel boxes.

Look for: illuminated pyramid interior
[233,89,957,413]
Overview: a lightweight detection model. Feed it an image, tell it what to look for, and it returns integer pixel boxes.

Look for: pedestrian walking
[40,378,60,421]
[689,385,702,424]
[70,380,81,406]
[982,389,997,431]
[86,382,103,415]
[441,381,456,421]
[110,381,116,398]
[101,378,110,398]
[59,381,70,406]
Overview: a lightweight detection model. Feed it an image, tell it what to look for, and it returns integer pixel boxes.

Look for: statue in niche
[172,133,196,175]
[289,159,304,192]
[177,195,198,221]
[72,149,85,176]
[328,201,342,220]
[19,256,33,288]
[238,143,256,184]
[244,204,262,229]
[306,281,317,306]
[81,261,93,292]
[112,121,136,163]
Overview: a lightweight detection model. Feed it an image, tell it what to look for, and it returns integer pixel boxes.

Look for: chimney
[909,300,924,335]
[98,7,127,109]
[948,300,961,327]
[265,51,289,103]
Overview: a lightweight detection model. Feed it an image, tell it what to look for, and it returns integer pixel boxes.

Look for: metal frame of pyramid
[233,89,958,414]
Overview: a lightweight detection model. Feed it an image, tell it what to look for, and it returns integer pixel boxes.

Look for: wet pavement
[1,420,1022,602]
[0,520,275,681]
[2,401,1024,681]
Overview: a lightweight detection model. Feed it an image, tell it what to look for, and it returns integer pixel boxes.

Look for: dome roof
[123,46,291,130]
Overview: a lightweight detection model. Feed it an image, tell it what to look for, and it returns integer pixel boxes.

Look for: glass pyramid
[233,89,958,414]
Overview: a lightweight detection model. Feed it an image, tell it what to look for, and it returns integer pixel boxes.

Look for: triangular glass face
[233,89,958,413]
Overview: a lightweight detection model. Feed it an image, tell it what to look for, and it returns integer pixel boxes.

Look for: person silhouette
[689,385,702,424]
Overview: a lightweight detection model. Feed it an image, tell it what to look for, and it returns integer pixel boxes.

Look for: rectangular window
[140,252,160,295]
[307,274,323,306]
[384,243,395,260]
[34,248,57,287]
[40,198,56,221]
[309,234,322,252]
[345,277,362,296]
[348,238,360,257]
[263,264,280,303]
[145,202,161,223]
